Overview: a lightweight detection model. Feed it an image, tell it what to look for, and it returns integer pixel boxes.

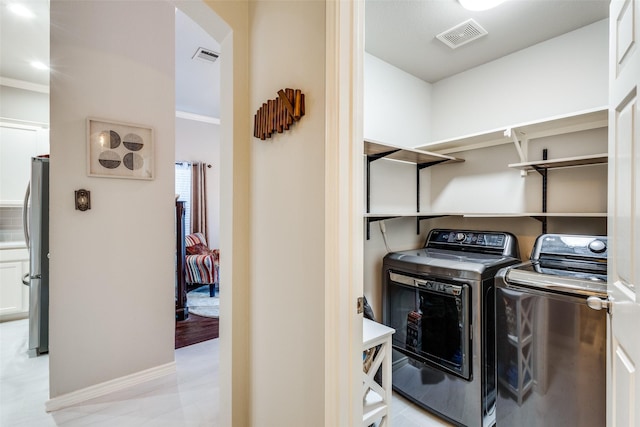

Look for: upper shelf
[365,212,607,219]
[364,140,463,165]
[508,153,608,171]
[415,107,608,155]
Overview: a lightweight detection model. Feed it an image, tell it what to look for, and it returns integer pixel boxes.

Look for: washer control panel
[429,229,507,248]
[533,234,608,259]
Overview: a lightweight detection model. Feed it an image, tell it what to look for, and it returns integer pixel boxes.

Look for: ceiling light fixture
[459,0,507,11]
[30,61,49,71]
[8,2,35,18]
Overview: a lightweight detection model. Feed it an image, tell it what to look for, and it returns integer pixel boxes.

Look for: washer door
[386,271,471,380]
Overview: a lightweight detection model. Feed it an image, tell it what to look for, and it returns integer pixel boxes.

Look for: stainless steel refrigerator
[22,156,49,357]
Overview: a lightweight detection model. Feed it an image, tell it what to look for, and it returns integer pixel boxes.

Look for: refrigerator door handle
[22,273,30,286]
[23,183,31,249]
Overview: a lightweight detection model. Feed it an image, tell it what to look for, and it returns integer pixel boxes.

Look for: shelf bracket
[365,214,450,240]
[530,215,548,234]
[366,216,399,240]
[366,149,402,214]
[505,128,529,176]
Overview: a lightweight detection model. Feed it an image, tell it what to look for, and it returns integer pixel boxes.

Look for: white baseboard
[45,362,176,412]
[0,311,29,323]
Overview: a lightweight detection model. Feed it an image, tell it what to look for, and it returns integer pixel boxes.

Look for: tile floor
[0,319,450,426]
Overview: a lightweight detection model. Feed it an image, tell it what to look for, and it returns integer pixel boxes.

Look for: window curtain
[191,162,209,241]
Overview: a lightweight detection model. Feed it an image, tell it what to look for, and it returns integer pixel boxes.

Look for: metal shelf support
[531,149,549,234]
[366,149,401,214]
[366,216,399,240]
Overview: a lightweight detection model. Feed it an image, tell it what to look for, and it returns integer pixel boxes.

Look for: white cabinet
[0,248,29,320]
[0,123,49,205]
[362,318,395,427]
[498,290,534,405]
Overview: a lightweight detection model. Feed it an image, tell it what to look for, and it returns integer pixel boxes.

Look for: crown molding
[0,77,49,94]
[175,110,220,125]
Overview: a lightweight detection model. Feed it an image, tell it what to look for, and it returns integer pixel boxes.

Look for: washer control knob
[455,233,466,242]
[589,239,607,254]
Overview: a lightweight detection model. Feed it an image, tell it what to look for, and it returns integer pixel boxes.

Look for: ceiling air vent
[192,47,219,63]
[436,18,488,49]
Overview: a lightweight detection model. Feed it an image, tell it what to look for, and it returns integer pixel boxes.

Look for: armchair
[185,232,219,297]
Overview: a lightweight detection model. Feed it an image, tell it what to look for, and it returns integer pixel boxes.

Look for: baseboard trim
[0,312,29,323]
[45,361,176,412]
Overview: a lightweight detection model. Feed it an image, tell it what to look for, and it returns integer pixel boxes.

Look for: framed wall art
[87,118,154,180]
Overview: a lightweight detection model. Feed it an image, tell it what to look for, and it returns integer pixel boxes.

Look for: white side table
[363,318,395,427]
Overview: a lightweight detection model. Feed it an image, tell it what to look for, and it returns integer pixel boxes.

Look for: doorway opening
[173,6,222,348]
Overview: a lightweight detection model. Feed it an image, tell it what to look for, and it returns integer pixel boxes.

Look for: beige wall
[200,1,331,424]
[248,1,326,424]
[47,0,335,424]
[49,1,176,396]
[185,1,254,425]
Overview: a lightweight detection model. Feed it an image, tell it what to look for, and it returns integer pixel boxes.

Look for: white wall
[426,18,609,232]
[362,54,435,314]
[0,85,49,125]
[364,53,432,147]
[428,129,608,214]
[430,19,609,142]
[363,19,610,317]
[49,1,176,397]
[175,118,221,248]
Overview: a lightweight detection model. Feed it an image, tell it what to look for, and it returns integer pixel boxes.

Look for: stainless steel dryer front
[494,234,608,427]
[382,229,521,427]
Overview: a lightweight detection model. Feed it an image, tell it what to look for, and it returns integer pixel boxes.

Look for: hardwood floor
[175,313,219,349]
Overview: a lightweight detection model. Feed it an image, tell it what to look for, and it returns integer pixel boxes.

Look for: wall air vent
[436,18,488,49]
[192,47,219,63]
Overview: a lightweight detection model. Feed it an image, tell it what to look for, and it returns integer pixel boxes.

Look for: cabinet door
[0,260,28,315]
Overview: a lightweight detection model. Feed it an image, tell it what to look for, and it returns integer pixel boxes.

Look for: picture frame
[87,117,154,180]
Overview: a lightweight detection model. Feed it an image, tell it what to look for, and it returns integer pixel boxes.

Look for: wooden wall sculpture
[253,88,305,140]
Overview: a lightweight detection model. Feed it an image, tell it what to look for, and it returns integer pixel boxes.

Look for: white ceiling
[365,0,609,83]
[175,8,220,119]
[1,0,610,117]
[0,0,50,87]
[0,1,221,119]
